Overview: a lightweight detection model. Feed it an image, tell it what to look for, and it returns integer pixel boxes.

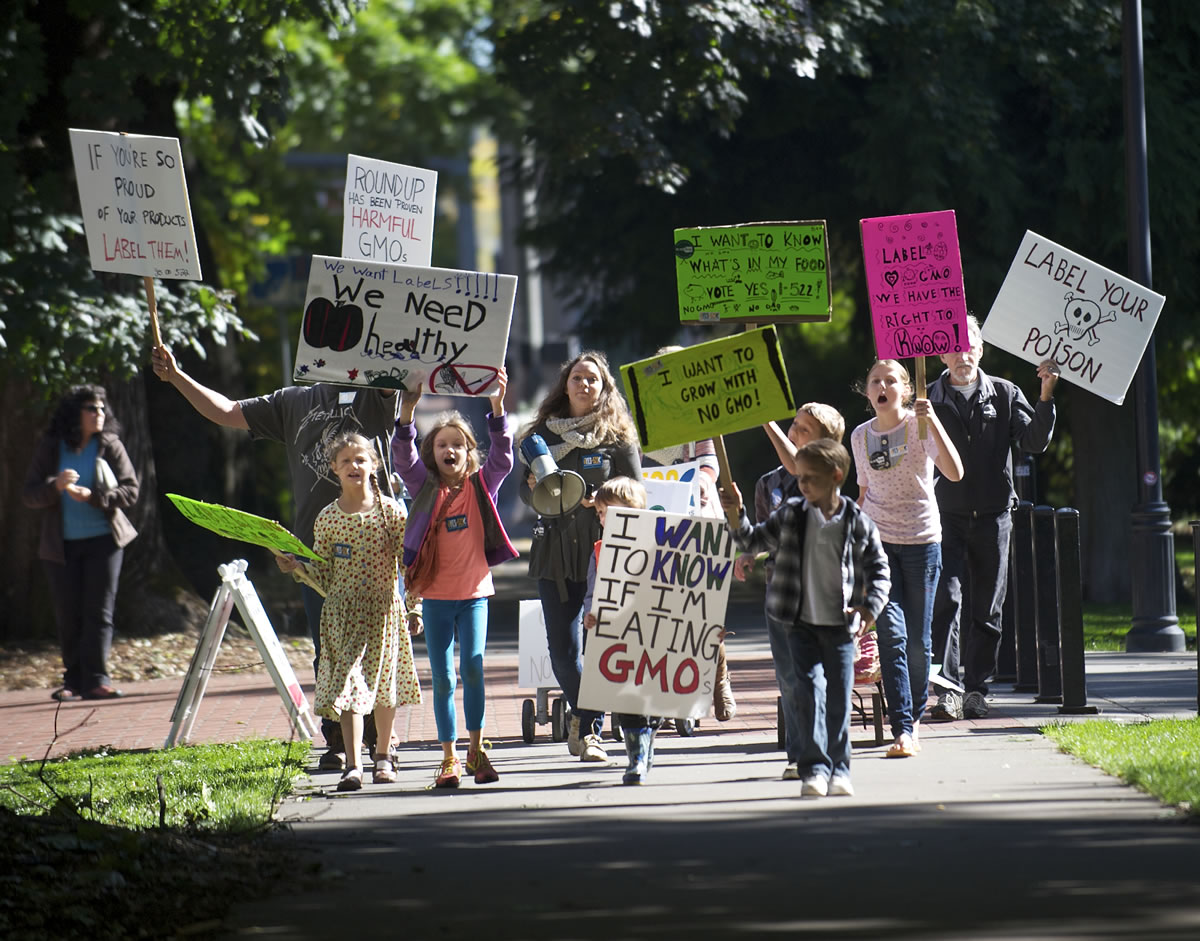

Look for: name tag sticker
[446,515,468,532]
[581,452,604,469]
[334,543,352,559]
[338,391,355,405]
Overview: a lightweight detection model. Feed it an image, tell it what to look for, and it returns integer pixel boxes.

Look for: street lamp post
[1122,0,1184,652]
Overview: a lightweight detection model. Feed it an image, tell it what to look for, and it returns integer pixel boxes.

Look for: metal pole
[1056,509,1099,715]
[1011,502,1039,692]
[1193,521,1199,714]
[1122,0,1184,652]
[1032,506,1062,704]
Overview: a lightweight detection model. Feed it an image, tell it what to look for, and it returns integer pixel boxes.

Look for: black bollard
[1011,502,1039,692]
[1032,505,1063,704]
[1055,508,1098,714]
[1193,521,1199,715]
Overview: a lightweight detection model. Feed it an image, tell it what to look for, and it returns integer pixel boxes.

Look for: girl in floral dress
[277,433,422,791]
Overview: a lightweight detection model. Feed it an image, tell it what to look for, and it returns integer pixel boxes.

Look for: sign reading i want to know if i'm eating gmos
[294,255,516,395]
[577,507,735,720]
[673,221,832,324]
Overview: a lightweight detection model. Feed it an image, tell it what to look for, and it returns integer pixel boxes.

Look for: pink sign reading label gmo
[860,209,969,359]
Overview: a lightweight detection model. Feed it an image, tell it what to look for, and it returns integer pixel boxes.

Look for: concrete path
[3,611,1196,940]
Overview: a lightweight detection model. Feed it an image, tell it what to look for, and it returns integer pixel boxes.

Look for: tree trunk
[106,373,210,637]
[1070,391,1136,603]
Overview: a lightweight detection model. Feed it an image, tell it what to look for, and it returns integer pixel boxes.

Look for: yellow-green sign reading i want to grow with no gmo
[621,326,796,452]
[674,221,832,324]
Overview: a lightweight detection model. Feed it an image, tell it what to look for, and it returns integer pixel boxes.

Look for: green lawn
[1043,718,1200,816]
[1083,602,1197,650]
[0,739,313,938]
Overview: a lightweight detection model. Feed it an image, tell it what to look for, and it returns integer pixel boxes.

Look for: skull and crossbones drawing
[1055,292,1116,347]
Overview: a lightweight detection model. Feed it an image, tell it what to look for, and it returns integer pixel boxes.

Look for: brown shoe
[84,685,124,700]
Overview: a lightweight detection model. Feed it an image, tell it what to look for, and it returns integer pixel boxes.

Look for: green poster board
[674,221,832,323]
[167,494,325,562]
[621,326,796,451]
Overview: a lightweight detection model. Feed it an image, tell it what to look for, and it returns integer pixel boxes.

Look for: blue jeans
[537,578,602,737]
[932,511,1011,695]
[877,541,942,735]
[422,598,489,743]
[768,615,854,780]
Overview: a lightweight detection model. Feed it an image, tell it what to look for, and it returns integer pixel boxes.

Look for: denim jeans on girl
[537,578,602,737]
[422,598,489,743]
[769,615,854,781]
[876,541,942,736]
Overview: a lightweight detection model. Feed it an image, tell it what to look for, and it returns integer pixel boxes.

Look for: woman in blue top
[23,385,139,701]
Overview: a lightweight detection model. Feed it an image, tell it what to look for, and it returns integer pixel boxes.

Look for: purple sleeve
[391,420,429,495]
[480,412,514,500]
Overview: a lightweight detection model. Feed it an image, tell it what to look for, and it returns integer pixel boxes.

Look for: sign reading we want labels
[577,508,735,720]
[69,129,201,280]
[294,255,516,395]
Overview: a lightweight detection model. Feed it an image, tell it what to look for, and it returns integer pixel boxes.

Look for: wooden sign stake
[915,356,928,439]
[143,275,162,349]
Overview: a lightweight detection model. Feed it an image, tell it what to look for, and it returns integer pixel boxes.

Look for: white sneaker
[567,715,583,757]
[800,775,828,797]
[580,733,608,762]
[781,763,800,780]
[828,774,854,797]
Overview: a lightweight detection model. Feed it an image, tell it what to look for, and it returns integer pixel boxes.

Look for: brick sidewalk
[0,648,800,763]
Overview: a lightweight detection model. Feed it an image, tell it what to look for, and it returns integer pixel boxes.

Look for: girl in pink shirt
[393,371,518,788]
[851,360,962,758]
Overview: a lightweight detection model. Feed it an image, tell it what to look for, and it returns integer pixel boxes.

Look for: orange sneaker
[434,756,462,789]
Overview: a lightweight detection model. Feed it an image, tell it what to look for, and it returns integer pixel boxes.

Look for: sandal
[51,688,82,702]
[885,734,917,759]
[84,685,124,700]
[337,767,363,791]
[372,756,397,784]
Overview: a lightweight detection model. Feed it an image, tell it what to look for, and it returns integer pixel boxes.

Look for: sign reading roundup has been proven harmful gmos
[620,326,796,452]
[674,221,832,323]
[860,209,969,359]
[577,507,735,720]
[983,230,1166,406]
[341,154,437,267]
[294,255,516,395]
[69,129,201,281]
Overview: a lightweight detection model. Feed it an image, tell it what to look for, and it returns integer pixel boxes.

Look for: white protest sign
[342,154,437,266]
[983,230,1166,405]
[642,459,703,516]
[294,255,516,394]
[68,129,201,280]
[518,600,556,689]
[577,508,734,719]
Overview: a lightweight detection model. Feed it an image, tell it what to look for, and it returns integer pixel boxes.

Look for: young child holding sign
[582,477,663,785]
[722,439,890,797]
[392,371,518,788]
[850,360,963,758]
[276,433,423,792]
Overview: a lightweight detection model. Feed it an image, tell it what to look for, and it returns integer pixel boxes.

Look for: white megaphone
[521,434,587,517]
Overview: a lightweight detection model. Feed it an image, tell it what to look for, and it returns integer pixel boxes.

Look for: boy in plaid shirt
[722,438,889,797]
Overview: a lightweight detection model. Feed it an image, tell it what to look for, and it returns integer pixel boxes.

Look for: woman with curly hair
[23,385,139,701]
[518,352,641,762]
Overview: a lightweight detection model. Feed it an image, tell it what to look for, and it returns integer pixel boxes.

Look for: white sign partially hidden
[68,129,201,280]
[577,508,734,720]
[983,230,1165,405]
[342,154,437,266]
[518,600,556,690]
[294,255,516,395]
[642,459,703,516]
